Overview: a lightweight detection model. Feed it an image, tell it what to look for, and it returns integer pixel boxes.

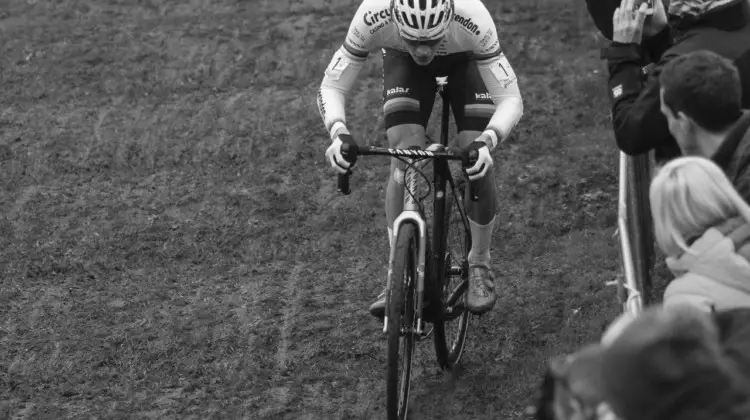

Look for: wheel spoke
[445,278,468,307]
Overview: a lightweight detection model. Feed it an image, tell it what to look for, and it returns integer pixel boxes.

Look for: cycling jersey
[317,0,523,149]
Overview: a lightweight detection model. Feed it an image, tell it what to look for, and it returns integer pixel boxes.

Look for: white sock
[387,226,394,249]
[468,216,495,267]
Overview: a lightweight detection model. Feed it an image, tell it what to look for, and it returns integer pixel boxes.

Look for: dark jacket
[715,308,750,387]
[712,110,750,201]
[601,0,750,162]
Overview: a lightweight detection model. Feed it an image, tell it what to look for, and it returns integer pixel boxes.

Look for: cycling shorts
[382,48,494,132]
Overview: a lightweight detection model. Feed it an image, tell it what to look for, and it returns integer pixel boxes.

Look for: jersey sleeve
[469,1,502,60]
[475,54,523,148]
[473,3,523,147]
[455,2,522,147]
[318,0,386,139]
[343,0,390,58]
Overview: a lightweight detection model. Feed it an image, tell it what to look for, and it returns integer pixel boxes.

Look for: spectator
[649,156,750,311]
[659,50,750,201]
[539,305,750,420]
[595,0,750,162]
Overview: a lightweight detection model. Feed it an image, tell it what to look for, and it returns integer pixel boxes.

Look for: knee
[390,159,406,185]
[387,124,425,185]
[387,124,425,149]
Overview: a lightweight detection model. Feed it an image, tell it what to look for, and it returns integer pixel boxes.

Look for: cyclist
[318,0,524,318]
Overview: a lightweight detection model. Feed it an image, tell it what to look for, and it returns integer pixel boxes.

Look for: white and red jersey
[318,0,523,148]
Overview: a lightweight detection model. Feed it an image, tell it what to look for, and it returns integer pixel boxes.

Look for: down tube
[432,160,448,296]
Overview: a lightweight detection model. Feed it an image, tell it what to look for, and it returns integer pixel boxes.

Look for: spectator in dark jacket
[658,50,750,201]
[596,0,750,163]
[716,308,750,387]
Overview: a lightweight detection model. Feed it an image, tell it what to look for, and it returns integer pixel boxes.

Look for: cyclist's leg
[449,57,498,313]
[369,48,436,318]
[383,48,436,239]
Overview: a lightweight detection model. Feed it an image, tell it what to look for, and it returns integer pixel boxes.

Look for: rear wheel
[386,223,418,420]
[433,175,471,370]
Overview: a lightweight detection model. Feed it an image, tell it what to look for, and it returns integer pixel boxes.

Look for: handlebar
[336,134,480,201]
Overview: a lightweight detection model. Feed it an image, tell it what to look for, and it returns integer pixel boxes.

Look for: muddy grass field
[1,0,642,418]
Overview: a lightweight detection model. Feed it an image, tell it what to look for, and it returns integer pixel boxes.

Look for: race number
[325,51,350,81]
[490,54,517,88]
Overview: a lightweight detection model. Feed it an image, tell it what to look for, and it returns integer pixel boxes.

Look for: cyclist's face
[401,35,443,66]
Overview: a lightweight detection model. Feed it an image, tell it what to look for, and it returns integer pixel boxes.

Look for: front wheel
[386,223,418,420]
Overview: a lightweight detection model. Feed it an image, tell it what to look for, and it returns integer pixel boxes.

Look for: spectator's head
[547,305,747,420]
[650,156,750,256]
[659,50,742,155]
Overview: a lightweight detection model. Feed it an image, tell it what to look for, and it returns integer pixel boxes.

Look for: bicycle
[336,76,480,420]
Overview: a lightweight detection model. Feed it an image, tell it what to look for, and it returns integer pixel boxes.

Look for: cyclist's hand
[325,137,351,174]
[425,143,444,153]
[465,140,492,181]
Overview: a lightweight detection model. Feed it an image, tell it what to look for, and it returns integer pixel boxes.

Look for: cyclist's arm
[317,0,378,141]
[475,53,524,149]
[469,5,523,150]
[317,46,367,140]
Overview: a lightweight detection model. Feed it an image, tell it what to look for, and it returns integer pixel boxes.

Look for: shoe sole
[466,298,496,314]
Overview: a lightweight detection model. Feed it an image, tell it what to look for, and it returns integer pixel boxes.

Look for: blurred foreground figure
[586,0,750,163]
[537,305,750,420]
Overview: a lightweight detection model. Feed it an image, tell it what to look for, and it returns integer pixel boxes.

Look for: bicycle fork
[384,157,427,335]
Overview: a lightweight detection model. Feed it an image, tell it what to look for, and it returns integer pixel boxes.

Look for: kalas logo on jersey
[364,9,391,26]
[387,87,410,96]
[453,14,480,36]
[475,93,491,100]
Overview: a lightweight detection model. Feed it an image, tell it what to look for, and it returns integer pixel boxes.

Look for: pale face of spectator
[659,87,699,155]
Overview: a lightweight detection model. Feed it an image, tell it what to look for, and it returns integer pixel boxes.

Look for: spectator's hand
[643,0,668,38]
[612,0,649,44]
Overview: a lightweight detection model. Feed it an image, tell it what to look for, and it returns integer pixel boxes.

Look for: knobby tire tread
[387,223,417,420]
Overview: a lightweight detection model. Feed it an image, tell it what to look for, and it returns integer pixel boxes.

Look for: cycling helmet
[391,0,454,41]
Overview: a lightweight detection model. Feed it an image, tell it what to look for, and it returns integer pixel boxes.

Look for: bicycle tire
[433,176,471,371]
[387,223,418,420]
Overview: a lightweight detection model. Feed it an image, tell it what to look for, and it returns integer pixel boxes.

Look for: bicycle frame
[384,77,471,336]
[336,78,477,336]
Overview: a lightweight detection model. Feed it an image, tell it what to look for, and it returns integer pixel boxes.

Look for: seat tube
[432,86,450,314]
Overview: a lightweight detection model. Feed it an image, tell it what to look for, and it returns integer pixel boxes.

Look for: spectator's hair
[650,156,750,256]
[659,50,742,132]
